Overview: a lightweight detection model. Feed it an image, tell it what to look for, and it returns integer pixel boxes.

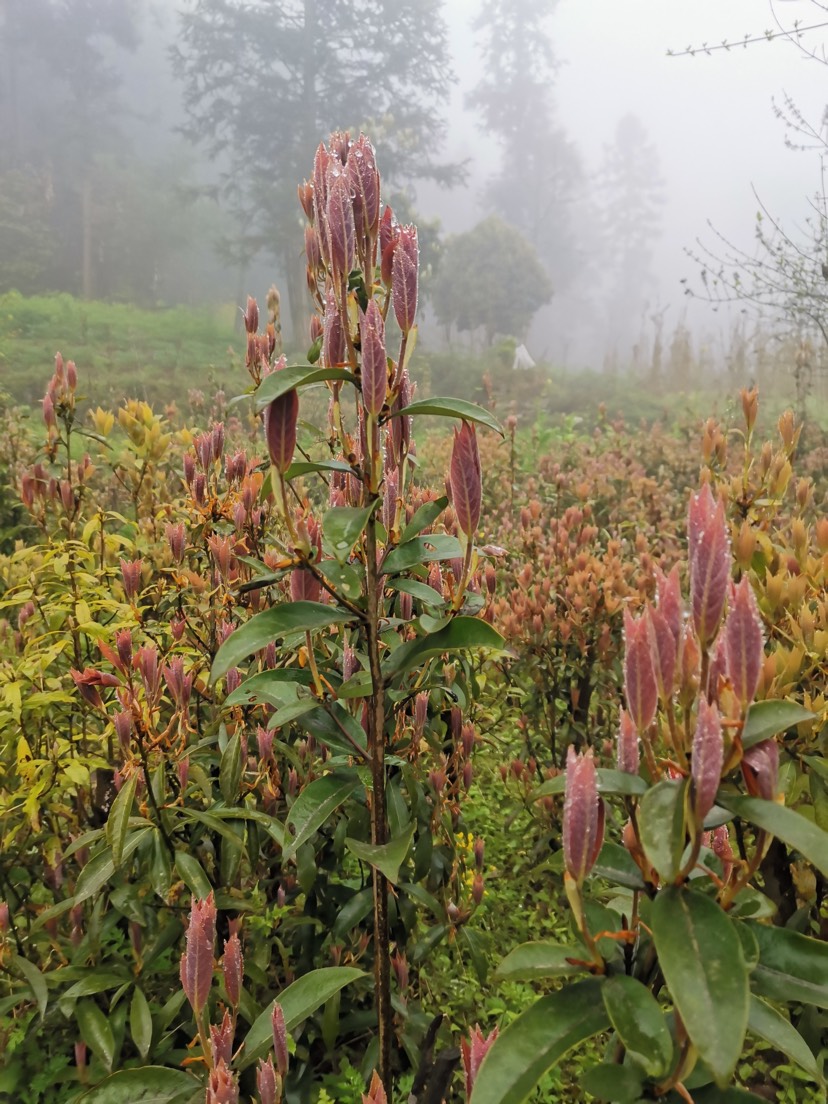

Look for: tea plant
[473,468,828,1103]
[0,132,504,1103]
[710,393,828,906]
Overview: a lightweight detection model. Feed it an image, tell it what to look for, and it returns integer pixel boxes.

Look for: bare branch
[667,21,828,58]
[668,0,828,64]
[684,188,828,347]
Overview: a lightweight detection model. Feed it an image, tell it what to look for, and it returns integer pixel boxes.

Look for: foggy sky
[420,0,828,361]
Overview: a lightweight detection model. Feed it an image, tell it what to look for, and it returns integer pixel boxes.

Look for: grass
[3,292,826,436]
[0,291,239,406]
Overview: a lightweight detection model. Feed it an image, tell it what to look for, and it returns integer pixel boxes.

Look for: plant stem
[304,557,366,620]
[364,512,392,1094]
[395,332,408,392]
[676,829,703,884]
[451,539,474,611]
[305,629,325,698]
[719,828,768,909]
[136,721,175,858]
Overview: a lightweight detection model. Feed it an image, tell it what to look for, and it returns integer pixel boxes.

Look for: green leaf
[224,668,311,709]
[322,503,376,564]
[11,955,47,1020]
[412,923,449,963]
[336,671,374,699]
[418,613,452,634]
[400,496,449,543]
[317,558,363,601]
[638,779,687,883]
[602,975,673,1078]
[206,806,285,848]
[333,888,374,939]
[181,807,254,849]
[149,831,172,901]
[76,1066,199,1103]
[651,886,749,1086]
[30,898,75,933]
[493,942,587,982]
[267,697,320,733]
[582,901,626,962]
[390,397,503,436]
[387,776,410,837]
[296,841,316,895]
[381,534,464,576]
[733,920,759,972]
[728,885,777,921]
[77,999,116,1072]
[469,979,609,1104]
[307,335,322,363]
[747,920,828,1007]
[175,852,213,899]
[105,772,139,871]
[219,730,243,805]
[240,966,365,1069]
[284,459,354,479]
[399,882,444,919]
[59,970,133,1005]
[219,817,244,887]
[345,822,416,884]
[811,771,828,831]
[130,987,153,1061]
[580,1063,644,1103]
[747,995,821,1083]
[741,700,814,749]
[0,1062,21,1096]
[718,794,828,877]
[74,828,153,904]
[62,827,106,860]
[594,769,648,797]
[283,772,360,861]
[236,568,288,594]
[300,703,368,755]
[155,990,188,1033]
[254,365,354,411]
[805,754,828,783]
[383,617,503,679]
[702,805,732,830]
[211,602,355,681]
[591,841,646,889]
[459,927,489,985]
[389,578,446,608]
[533,769,648,800]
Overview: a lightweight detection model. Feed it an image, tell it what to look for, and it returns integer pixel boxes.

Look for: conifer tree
[173,0,460,338]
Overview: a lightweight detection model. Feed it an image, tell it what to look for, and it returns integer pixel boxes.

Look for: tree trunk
[284,248,310,351]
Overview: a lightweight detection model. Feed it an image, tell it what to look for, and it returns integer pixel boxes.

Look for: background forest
[2,0,827,391]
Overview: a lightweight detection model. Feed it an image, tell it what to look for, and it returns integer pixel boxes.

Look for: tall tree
[172,0,459,340]
[596,113,664,346]
[467,0,590,299]
[431,215,552,344]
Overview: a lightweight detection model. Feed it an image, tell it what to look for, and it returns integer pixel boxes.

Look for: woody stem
[364,510,392,1095]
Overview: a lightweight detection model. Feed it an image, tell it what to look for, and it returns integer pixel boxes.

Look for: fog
[556,0,828,365]
[421,0,828,365]
[1,0,826,382]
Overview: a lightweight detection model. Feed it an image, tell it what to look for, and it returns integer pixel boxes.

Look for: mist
[420,0,828,372]
[2,0,827,406]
